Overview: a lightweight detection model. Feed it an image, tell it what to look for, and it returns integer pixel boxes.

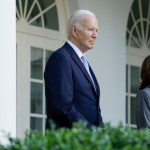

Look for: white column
[0,0,16,144]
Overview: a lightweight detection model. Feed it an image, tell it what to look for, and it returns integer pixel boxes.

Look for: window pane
[143,21,147,38]
[28,2,40,21]
[130,37,140,48]
[131,0,140,20]
[142,0,149,18]
[16,0,20,15]
[44,6,59,30]
[127,13,134,31]
[132,28,141,46]
[31,47,43,79]
[30,117,42,131]
[30,82,43,114]
[130,66,140,94]
[137,23,142,43]
[130,97,136,124]
[38,0,55,10]
[21,0,26,14]
[31,16,42,27]
[26,0,34,18]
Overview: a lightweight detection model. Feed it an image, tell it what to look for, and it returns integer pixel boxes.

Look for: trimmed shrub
[0,121,150,150]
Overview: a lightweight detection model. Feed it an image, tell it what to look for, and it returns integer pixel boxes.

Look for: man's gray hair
[66,10,96,35]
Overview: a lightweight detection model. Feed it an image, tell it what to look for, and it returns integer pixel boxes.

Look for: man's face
[75,15,98,53]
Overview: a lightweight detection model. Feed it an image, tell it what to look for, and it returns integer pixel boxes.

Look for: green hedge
[0,121,150,150]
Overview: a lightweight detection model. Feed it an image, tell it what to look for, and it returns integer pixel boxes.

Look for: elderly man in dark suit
[44,10,104,129]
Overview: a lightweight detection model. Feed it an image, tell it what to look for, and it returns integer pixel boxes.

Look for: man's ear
[72,26,78,38]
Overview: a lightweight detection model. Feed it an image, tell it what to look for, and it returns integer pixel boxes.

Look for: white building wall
[76,0,133,125]
[0,0,16,143]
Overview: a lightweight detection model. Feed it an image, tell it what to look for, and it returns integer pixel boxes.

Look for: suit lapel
[64,42,99,96]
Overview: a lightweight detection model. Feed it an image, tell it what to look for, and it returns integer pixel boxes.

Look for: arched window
[16,0,59,30]
[126,0,150,51]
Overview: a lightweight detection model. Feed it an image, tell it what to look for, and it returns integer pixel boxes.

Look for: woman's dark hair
[139,55,150,90]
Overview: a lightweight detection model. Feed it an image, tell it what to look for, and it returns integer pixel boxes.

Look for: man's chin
[84,46,94,52]
[89,46,93,49]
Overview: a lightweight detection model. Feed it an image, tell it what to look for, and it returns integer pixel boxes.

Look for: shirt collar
[67,40,84,59]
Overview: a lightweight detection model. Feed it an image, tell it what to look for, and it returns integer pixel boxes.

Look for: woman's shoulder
[137,87,150,98]
[142,86,150,93]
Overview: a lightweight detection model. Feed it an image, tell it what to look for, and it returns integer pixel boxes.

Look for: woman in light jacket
[136,55,150,129]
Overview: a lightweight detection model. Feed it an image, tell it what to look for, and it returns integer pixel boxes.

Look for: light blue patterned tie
[81,55,96,90]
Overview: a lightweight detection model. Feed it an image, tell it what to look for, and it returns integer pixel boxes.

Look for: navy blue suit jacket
[44,42,104,129]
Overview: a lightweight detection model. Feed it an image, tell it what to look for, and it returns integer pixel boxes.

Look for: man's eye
[88,28,93,31]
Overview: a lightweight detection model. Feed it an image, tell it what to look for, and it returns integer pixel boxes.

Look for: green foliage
[0,121,150,150]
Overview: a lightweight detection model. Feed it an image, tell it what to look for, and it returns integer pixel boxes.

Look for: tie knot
[81,55,87,63]
[81,55,89,71]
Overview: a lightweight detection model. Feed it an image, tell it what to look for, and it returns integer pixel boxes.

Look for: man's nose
[92,31,98,38]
